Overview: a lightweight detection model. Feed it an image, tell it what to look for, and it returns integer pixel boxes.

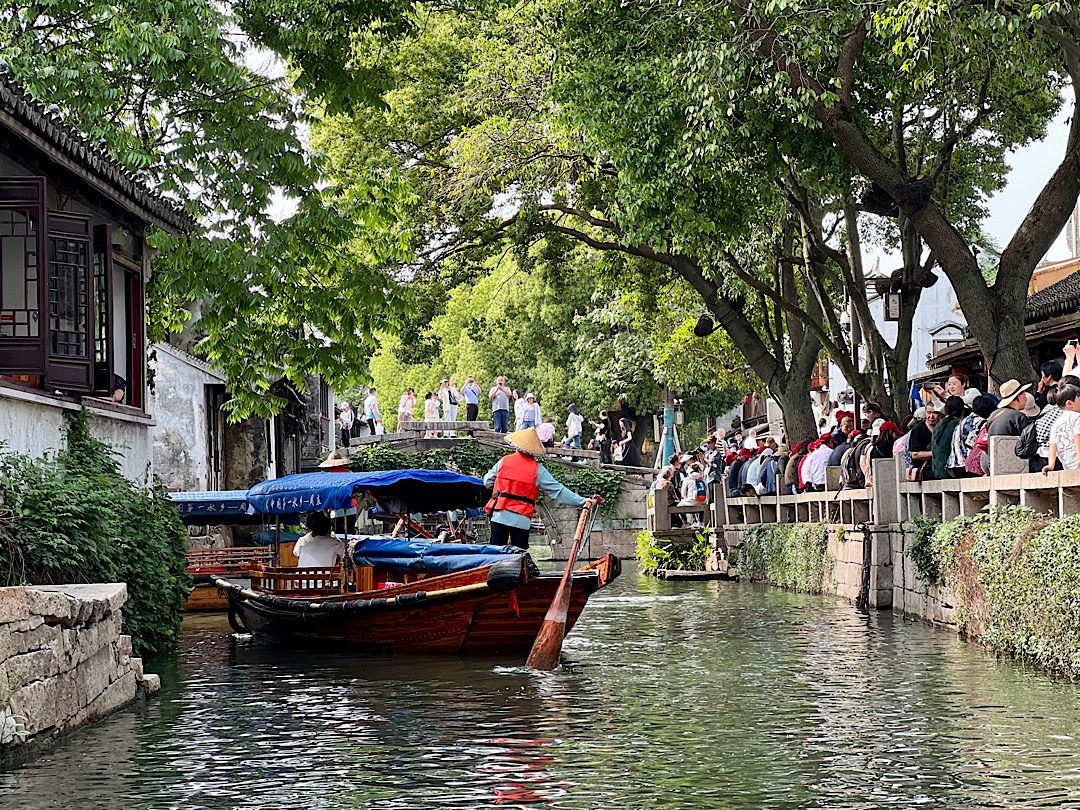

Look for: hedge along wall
[734,523,833,595]
[910,506,1080,679]
[0,413,190,657]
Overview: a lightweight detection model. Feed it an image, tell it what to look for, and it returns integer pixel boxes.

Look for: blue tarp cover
[169,490,249,518]
[351,537,522,575]
[245,469,489,516]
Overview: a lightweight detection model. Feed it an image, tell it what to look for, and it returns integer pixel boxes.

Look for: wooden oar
[526,496,600,670]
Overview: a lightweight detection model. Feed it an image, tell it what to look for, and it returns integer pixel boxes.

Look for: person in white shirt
[513,391,527,430]
[363,387,381,434]
[1044,382,1080,473]
[804,432,836,491]
[565,404,584,449]
[438,378,460,436]
[489,376,512,433]
[293,512,345,568]
[337,401,354,449]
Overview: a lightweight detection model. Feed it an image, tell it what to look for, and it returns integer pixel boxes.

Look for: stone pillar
[872,456,901,525]
[989,435,1025,475]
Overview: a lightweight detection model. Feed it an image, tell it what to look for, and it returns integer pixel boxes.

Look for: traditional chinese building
[0,71,192,479]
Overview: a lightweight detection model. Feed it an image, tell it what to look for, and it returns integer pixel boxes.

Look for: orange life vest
[486,452,540,518]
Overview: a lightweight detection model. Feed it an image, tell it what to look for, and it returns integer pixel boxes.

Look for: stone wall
[548,475,650,561]
[149,343,223,491]
[0,584,159,755]
[890,526,958,628]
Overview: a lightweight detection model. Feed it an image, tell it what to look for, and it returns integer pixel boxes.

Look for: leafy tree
[1,0,407,417]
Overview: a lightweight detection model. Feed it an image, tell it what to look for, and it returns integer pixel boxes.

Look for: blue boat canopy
[245,469,490,516]
[169,490,250,524]
[351,537,527,575]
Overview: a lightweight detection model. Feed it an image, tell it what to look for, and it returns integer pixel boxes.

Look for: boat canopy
[245,469,490,516]
[351,537,528,575]
[169,490,250,525]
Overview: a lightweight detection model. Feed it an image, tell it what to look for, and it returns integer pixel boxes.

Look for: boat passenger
[293,511,345,568]
[483,427,590,550]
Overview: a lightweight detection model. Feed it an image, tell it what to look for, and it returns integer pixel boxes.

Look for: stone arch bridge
[345,421,652,560]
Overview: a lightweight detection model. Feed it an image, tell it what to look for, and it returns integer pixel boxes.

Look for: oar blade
[525,617,567,670]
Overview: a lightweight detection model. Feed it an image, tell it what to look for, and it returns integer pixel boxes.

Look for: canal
[3,566,1080,808]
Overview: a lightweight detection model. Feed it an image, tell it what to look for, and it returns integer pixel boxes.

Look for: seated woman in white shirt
[1043,382,1080,473]
[293,511,345,568]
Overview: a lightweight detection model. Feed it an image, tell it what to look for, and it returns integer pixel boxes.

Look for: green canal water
[3,566,1080,809]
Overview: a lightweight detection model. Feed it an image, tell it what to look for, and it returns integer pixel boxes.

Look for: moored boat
[214,469,621,655]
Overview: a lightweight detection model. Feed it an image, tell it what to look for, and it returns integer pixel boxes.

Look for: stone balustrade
[0,583,159,755]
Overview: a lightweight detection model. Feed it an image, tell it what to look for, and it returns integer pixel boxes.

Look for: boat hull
[218,554,620,655]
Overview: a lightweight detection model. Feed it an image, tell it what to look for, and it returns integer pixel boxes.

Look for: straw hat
[318,450,350,469]
[505,427,546,456]
[996,379,1031,410]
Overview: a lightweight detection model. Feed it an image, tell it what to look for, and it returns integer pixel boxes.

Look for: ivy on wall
[915,506,1080,678]
[0,413,190,656]
[906,514,943,586]
[734,523,832,595]
[348,444,625,515]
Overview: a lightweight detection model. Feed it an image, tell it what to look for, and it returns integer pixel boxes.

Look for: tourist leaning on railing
[931,396,964,479]
[1043,382,1080,474]
[950,395,995,477]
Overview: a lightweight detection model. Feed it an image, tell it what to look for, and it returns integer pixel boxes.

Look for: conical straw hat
[318,450,349,469]
[505,427,546,456]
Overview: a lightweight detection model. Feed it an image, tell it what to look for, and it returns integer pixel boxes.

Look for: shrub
[635,528,710,572]
[907,514,942,585]
[0,413,190,656]
[736,523,831,594]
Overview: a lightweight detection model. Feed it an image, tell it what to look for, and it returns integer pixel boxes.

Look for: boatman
[483,427,596,550]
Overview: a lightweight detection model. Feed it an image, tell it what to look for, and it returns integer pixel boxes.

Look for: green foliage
[0,414,190,656]
[348,445,624,516]
[919,506,1080,679]
[736,523,831,594]
[636,528,710,572]
[1,0,409,419]
[907,514,942,585]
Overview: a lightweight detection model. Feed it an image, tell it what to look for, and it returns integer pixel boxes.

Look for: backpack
[1015,419,1040,459]
[694,477,707,502]
[841,437,873,489]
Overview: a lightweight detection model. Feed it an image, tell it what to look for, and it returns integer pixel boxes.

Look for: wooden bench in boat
[186,545,276,575]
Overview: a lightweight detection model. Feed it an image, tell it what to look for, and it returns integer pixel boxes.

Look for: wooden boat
[212,469,621,655]
[215,550,621,654]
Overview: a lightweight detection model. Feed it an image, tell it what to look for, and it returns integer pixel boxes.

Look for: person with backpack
[840,430,873,489]
[678,461,708,526]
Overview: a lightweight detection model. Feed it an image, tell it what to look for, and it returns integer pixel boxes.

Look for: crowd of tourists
[334,376,643,465]
[654,343,1080,522]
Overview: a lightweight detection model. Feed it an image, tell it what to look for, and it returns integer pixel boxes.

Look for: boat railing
[186,546,276,574]
[249,562,345,596]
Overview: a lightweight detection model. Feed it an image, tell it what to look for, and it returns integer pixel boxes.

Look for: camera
[1069,338,1079,347]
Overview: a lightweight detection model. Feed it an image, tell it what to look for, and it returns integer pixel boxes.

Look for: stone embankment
[0,583,159,753]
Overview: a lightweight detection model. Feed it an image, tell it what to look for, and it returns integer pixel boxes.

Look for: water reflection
[3,569,1080,808]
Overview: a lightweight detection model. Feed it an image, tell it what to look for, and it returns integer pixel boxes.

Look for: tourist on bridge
[337,401,354,449]
[489,376,513,433]
[931,396,964,479]
[536,417,556,448]
[592,411,614,464]
[423,391,439,437]
[462,376,481,422]
[565,404,584,449]
[656,453,686,525]
[439,378,460,436]
[520,393,541,429]
[861,401,885,436]
[483,428,591,549]
[613,417,640,467]
[363,388,382,435]
[397,387,416,426]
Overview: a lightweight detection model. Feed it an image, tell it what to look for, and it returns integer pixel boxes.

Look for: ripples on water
[3,567,1080,809]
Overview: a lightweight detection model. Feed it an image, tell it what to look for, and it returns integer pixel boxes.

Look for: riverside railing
[646,436,1080,538]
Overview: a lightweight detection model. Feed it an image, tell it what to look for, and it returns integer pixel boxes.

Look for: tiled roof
[0,70,194,233]
[1027,267,1080,322]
